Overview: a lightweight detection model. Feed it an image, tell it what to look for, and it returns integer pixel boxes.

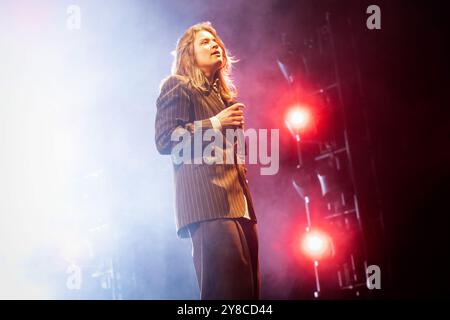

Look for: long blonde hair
[166,21,239,103]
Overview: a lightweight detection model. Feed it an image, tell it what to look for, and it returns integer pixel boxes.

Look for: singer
[155,21,260,300]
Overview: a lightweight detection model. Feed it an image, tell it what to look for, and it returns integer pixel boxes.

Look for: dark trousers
[188,218,260,300]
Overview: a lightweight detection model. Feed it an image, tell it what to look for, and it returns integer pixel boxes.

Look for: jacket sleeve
[155,76,214,155]
[225,97,249,174]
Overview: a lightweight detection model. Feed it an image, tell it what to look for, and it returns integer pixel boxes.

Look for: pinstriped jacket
[155,75,257,238]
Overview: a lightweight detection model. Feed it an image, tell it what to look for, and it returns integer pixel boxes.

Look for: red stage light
[301,229,332,260]
[286,107,310,131]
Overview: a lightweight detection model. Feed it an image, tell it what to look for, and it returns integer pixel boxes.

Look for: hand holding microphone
[215,103,245,128]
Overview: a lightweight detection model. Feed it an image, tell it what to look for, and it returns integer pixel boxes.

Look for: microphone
[226,98,244,129]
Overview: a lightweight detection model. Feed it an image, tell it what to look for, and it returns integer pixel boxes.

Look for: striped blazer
[155,75,257,238]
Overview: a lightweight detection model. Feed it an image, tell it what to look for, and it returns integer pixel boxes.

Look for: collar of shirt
[204,77,220,94]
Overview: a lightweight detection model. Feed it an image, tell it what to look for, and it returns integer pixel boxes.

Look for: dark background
[312,0,450,298]
[238,0,450,298]
[368,1,449,298]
